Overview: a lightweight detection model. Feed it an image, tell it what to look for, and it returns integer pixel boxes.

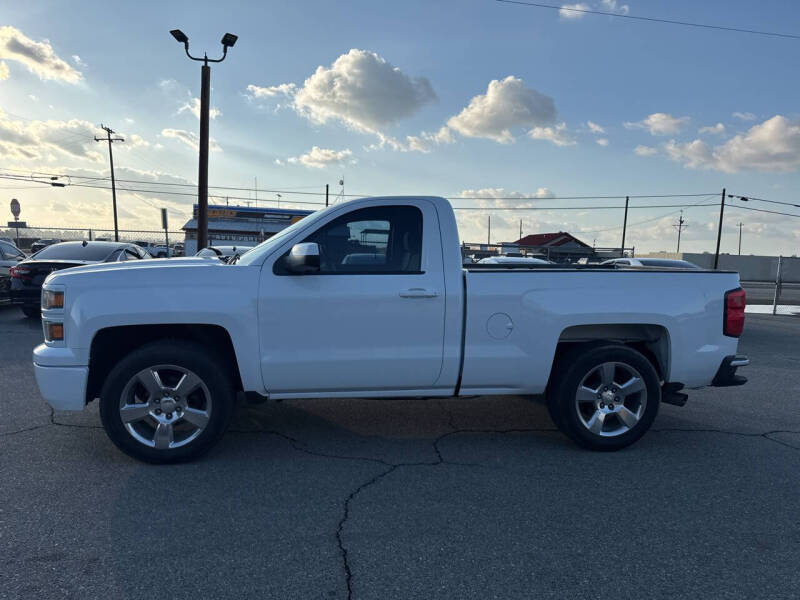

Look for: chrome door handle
[399,288,439,298]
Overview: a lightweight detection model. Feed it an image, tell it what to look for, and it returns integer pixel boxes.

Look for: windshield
[639,259,699,269]
[236,206,332,266]
[32,242,116,261]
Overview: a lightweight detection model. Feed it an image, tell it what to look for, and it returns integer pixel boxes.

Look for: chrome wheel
[118,364,212,450]
[574,362,647,437]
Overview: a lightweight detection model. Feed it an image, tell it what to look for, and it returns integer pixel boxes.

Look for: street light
[169,28,238,251]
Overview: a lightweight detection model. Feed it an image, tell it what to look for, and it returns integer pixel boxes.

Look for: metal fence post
[772,256,783,316]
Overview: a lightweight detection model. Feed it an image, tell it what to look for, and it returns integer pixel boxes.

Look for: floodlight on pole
[169,28,238,251]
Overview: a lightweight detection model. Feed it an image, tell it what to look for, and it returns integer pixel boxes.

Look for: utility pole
[519,219,522,242]
[94,124,124,241]
[170,29,238,251]
[487,215,491,246]
[737,222,743,255]
[620,195,629,257]
[325,183,329,207]
[713,188,726,269]
[673,210,687,253]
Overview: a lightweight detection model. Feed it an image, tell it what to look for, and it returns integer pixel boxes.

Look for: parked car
[478,256,551,265]
[12,241,151,318]
[0,240,26,306]
[195,245,243,263]
[134,241,171,258]
[34,196,748,463]
[172,242,185,257]
[30,238,62,254]
[601,258,701,269]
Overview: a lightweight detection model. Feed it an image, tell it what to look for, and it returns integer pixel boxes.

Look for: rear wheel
[21,305,39,319]
[99,340,236,463]
[548,345,660,451]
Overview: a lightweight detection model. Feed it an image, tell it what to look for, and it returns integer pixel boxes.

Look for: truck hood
[45,257,223,283]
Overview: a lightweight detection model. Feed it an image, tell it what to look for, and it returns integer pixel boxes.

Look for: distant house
[512,231,593,263]
[514,232,592,249]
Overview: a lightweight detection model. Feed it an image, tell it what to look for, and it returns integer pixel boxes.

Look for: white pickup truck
[33,196,748,463]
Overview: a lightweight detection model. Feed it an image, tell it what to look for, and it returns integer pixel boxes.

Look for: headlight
[44,322,64,342]
[42,290,64,310]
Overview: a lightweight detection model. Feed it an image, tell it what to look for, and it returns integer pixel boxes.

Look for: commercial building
[181,204,314,255]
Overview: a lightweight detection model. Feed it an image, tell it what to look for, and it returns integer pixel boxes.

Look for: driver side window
[302,205,423,274]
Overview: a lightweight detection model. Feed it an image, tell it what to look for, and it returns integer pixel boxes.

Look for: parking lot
[1,306,799,600]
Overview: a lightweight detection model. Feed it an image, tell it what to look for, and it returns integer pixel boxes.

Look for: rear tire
[99,340,236,463]
[21,305,39,319]
[548,344,660,451]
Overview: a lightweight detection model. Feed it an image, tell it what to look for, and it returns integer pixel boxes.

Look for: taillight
[724,288,746,337]
[9,265,31,280]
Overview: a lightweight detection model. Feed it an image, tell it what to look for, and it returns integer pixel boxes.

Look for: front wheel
[99,340,236,463]
[547,345,661,451]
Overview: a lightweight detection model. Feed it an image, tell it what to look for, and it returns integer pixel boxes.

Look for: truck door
[258,201,446,394]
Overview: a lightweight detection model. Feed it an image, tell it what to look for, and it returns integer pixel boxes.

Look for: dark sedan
[11,241,151,318]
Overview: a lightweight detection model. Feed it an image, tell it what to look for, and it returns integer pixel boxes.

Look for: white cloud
[634,145,658,156]
[454,188,565,245]
[624,112,689,136]
[528,122,575,146]
[178,97,221,120]
[0,109,103,162]
[596,138,609,146]
[460,187,555,201]
[600,0,630,15]
[586,120,605,134]
[287,146,353,169]
[246,83,297,98]
[559,3,590,19]
[0,26,81,83]
[0,61,8,80]
[71,54,85,67]
[161,128,221,152]
[732,112,756,121]
[665,115,800,173]
[698,123,725,135]
[279,48,436,135]
[447,76,557,144]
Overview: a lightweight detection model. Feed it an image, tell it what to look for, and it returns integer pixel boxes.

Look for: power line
[0,171,719,203]
[725,203,800,219]
[452,203,719,211]
[727,193,800,208]
[496,0,800,40]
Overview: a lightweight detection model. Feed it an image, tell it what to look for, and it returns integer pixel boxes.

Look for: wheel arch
[86,323,243,404]
[550,323,671,386]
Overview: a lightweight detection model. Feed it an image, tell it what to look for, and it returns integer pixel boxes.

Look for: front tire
[548,344,660,451]
[99,340,236,463]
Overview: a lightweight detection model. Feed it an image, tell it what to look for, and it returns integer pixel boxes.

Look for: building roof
[515,232,591,248]
[181,219,296,234]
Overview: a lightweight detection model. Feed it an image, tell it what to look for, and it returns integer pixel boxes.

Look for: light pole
[170,29,238,251]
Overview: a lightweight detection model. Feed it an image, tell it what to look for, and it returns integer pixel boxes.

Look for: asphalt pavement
[1,305,799,600]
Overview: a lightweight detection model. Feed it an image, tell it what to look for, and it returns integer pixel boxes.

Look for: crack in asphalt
[5,407,800,599]
[651,426,800,451]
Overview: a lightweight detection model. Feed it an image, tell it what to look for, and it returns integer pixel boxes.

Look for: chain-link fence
[460,241,633,264]
[0,226,184,254]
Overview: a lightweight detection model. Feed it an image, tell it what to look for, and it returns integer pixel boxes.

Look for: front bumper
[33,364,88,411]
[711,355,749,387]
[33,343,88,411]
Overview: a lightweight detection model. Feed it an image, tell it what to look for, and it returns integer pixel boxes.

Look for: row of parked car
[0,238,250,318]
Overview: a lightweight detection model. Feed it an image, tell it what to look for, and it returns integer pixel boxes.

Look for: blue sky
[1,0,799,254]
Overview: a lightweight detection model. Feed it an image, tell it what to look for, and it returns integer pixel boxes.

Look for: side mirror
[285,242,320,274]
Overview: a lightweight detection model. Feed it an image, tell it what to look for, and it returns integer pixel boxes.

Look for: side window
[301,205,423,274]
[125,249,140,260]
